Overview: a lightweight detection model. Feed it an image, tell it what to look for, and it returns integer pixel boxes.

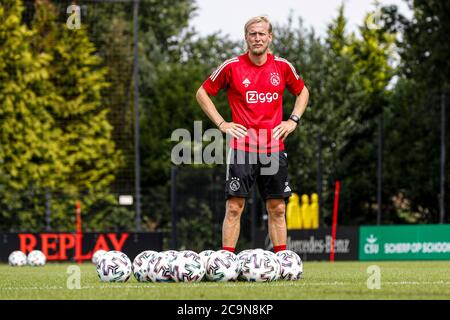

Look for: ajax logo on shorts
[246,91,279,104]
[229,177,241,192]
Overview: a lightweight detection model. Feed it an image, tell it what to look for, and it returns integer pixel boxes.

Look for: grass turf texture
[1,261,450,300]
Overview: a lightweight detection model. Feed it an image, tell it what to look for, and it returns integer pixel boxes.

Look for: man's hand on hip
[219,122,247,139]
[272,120,297,141]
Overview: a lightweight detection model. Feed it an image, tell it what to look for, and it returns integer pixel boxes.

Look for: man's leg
[222,196,246,252]
[266,198,287,252]
[257,152,290,253]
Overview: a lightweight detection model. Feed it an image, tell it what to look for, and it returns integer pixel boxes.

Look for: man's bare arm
[273,86,310,141]
[290,86,310,120]
[196,86,247,138]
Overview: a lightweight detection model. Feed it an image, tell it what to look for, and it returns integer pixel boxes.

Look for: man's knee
[267,199,286,218]
[226,197,245,219]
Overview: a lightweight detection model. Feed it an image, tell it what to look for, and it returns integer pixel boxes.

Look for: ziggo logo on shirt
[246,91,279,103]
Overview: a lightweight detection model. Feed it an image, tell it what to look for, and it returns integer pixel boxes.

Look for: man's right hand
[219,122,247,139]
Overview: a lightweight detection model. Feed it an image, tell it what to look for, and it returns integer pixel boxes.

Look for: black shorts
[225,149,292,200]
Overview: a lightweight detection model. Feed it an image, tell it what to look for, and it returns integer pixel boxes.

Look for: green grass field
[1,261,450,300]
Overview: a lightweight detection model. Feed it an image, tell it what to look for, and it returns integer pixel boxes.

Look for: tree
[139,30,240,245]
[381,0,450,223]
[340,8,395,224]
[271,5,396,225]
[0,0,57,230]
[0,0,125,231]
[32,0,125,230]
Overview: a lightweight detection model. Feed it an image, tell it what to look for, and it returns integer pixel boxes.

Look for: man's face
[245,22,272,56]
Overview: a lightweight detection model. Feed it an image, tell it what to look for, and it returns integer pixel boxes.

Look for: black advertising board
[0,232,163,262]
[255,227,359,261]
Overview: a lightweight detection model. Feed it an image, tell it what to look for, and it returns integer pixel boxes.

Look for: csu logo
[246,91,279,104]
[364,234,379,254]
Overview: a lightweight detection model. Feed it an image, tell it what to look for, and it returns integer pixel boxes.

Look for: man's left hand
[272,120,297,141]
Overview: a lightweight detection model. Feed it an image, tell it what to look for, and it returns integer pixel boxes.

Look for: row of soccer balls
[94,249,303,283]
[8,250,46,267]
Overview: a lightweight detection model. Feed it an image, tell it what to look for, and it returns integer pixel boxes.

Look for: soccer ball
[263,250,281,280]
[239,249,279,282]
[170,250,205,282]
[205,250,240,282]
[237,249,260,280]
[147,251,176,282]
[132,250,157,282]
[27,250,46,267]
[162,250,178,260]
[96,251,132,282]
[276,250,303,280]
[199,250,215,267]
[92,249,107,265]
[237,249,254,270]
[8,251,27,266]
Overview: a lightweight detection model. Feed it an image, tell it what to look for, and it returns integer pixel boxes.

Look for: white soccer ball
[147,251,176,282]
[276,250,303,280]
[96,251,132,282]
[27,250,46,267]
[239,249,279,282]
[132,250,158,282]
[162,250,179,260]
[263,250,281,280]
[199,250,215,267]
[237,249,260,280]
[8,251,27,266]
[92,249,107,265]
[206,250,240,282]
[170,250,205,282]
[237,249,254,270]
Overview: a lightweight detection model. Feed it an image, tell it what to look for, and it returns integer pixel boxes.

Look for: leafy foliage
[1,0,448,237]
[0,0,123,231]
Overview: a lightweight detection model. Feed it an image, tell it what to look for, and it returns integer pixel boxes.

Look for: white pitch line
[384,281,450,285]
[0,282,303,291]
[0,285,158,290]
[2,281,450,291]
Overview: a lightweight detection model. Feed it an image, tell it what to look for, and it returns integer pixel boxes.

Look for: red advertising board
[0,232,163,262]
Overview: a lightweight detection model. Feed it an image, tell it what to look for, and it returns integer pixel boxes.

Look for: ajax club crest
[270,72,280,86]
[229,177,241,192]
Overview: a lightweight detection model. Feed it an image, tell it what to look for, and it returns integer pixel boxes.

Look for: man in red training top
[196,15,309,254]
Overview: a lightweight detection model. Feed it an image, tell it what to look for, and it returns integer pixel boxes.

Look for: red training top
[202,52,305,153]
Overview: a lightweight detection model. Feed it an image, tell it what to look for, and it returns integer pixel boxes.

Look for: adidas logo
[284,185,291,192]
[242,78,251,87]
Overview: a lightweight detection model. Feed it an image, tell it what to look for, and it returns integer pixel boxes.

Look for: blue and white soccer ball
[239,249,279,282]
[147,251,177,282]
[92,249,107,265]
[170,250,206,282]
[199,250,215,268]
[27,250,46,267]
[205,250,240,282]
[96,251,132,282]
[132,250,157,282]
[8,251,27,267]
[276,250,303,280]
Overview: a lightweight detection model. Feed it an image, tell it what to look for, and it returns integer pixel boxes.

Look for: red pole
[330,180,340,263]
[75,200,82,264]
[76,200,82,234]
